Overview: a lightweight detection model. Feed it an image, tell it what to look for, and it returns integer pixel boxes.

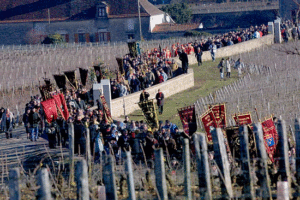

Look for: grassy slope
[127,58,239,128]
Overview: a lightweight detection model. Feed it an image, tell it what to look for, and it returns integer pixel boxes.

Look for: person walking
[156,89,165,115]
[29,106,40,141]
[209,42,217,62]
[218,58,225,80]
[226,57,231,78]
[179,50,189,73]
[195,47,203,66]
[234,58,244,77]
[1,108,14,139]
[23,109,31,139]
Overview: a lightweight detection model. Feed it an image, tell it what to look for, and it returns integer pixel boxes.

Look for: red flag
[261,118,278,162]
[233,113,252,126]
[178,105,195,135]
[41,99,58,123]
[201,110,217,142]
[210,104,226,128]
[53,94,64,120]
[59,93,69,120]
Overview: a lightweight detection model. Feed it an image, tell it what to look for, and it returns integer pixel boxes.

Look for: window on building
[78,33,85,43]
[96,32,110,42]
[128,34,135,39]
[98,7,106,17]
[60,34,69,43]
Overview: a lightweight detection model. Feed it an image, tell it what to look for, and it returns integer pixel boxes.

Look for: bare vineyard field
[195,41,300,130]
[0,36,207,113]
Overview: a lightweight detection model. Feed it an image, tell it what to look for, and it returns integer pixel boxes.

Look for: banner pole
[254,107,260,122]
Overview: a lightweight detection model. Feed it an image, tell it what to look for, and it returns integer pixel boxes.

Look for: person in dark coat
[139,90,150,102]
[23,109,31,139]
[155,89,164,115]
[118,130,130,151]
[77,97,86,110]
[45,120,59,149]
[0,107,5,132]
[29,106,40,141]
[130,75,141,93]
[195,47,203,66]
[74,117,86,155]
[179,50,189,73]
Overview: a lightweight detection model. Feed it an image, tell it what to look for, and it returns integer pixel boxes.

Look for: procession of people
[0,22,286,164]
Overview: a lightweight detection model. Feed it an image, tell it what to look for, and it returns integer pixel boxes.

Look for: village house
[0,0,179,45]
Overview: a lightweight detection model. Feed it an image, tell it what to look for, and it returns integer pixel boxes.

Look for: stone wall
[174,34,274,65]
[110,69,194,117]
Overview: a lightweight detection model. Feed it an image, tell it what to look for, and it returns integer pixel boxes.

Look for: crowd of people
[2,21,298,165]
[109,24,271,99]
[0,86,188,164]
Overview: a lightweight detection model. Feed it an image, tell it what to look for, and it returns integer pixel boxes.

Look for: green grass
[127,58,239,128]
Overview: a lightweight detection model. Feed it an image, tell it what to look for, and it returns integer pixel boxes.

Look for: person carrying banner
[155,89,164,115]
[45,119,59,149]
[140,90,150,102]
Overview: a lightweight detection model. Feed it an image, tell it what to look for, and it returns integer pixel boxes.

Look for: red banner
[178,106,195,135]
[261,118,278,162]
[210,104,226,128]
[201,110,217,142]
[59,93,69,120]
[41,99,58,123]
[233,113,252,126]
[100,95,113,123]
[53,94,64,118]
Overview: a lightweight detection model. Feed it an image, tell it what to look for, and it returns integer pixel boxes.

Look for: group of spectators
[109,23,271,99]
[110,51,184,99]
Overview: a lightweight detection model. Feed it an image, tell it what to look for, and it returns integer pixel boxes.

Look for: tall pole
[138,0,143,40]
[48,9,50,24]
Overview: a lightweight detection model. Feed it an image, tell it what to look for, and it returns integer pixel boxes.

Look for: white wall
[150,14,165,32]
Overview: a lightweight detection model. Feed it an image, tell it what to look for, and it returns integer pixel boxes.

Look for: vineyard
[195,41,300,130]
[0,36,208,113]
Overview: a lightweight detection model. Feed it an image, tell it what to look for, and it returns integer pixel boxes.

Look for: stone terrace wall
[174,34,274,65]
[111,69,194,117]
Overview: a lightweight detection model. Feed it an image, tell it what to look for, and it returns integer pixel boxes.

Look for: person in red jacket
[155,89,165,115]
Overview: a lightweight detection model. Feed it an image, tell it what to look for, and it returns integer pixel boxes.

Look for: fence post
[68,123,75,185]
[183,138,192,200]
[76,159,89,200]
[239,126,255,200]
[154,148,168,200]
[37,168,52,200]
[9,168,20,200]
[125,152,136,200]
[277,120,291,189]
[103,155,118,200]
[295,118,300,183]
[193,133,212,200]
[211,127,233,199]
[85,127,92,179]
[253,123,272,199]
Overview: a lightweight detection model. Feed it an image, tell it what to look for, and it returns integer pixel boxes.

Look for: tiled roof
[0,0,164,22]
[106,0,164,18]
[152,23,200,33]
